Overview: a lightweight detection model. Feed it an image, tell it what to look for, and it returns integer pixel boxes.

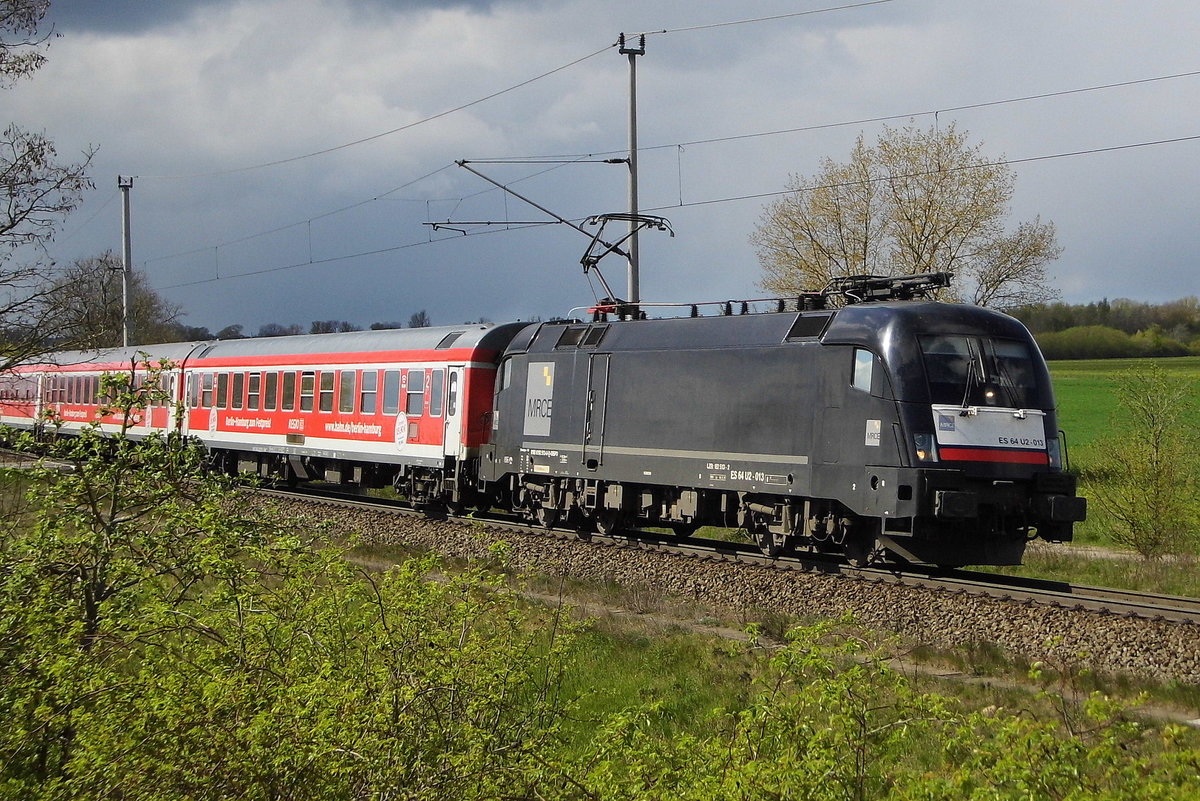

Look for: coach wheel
[669,521,699,539]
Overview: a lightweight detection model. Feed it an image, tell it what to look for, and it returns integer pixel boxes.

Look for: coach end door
[442,366,465,458]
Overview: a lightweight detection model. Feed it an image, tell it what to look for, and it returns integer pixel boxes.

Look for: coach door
[442,366,465,458]
[582,354,610,470]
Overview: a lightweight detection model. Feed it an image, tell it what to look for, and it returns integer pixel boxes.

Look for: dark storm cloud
[45,0,224,32]
[45,0,496,34]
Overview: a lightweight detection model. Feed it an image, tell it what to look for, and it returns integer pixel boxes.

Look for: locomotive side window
[339,370,356,414]
[265,372,278,411]
[231,373,245,410]
[406,370,425,415]
[382,370,400,414]
[247,373,261,410]
[319,372,334,412]
[300,371,315,412]
[429,370,444,417]
[282,372,296,411]
[360,370,378,414]
[852,349,875,392]
[216,373,229,409]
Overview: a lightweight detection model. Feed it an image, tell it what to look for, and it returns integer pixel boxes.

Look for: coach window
[300,371,315,412]
[447,371,458,417]
[67,377,75,404]
[360,370,378,414]
[247,373,261,410]
[231,373,244,409]
[339,370,356,414]
[429,370,444,417]
[382,370,400,414]
[216,373,229,409]
[852,349,875,393]
[202,373,214,407]
[319,372,335,412]
[406,370,425,415]
[282,372,296,412]
[264,372,278,411]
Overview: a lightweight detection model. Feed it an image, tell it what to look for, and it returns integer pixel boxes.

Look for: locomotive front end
[843,302,1087,565]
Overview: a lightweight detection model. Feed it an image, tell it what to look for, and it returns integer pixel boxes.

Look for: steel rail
[256,484,1200,627]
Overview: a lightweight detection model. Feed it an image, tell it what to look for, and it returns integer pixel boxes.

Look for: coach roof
[190,322,530,362]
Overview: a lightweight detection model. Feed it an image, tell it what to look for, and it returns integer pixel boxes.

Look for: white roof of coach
[189,323,521,361]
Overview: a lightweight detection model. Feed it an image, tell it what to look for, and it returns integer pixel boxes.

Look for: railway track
[258,484,1200,627]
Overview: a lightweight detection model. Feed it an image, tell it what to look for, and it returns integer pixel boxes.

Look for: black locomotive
[481,275,1086,566]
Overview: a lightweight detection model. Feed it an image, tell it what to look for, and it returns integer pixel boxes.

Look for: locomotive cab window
[919,335,1039,408]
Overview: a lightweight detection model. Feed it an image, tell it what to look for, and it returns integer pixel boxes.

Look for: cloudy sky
[9,0,1200,333]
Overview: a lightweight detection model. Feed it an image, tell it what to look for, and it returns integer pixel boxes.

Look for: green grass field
[1048,356,1200,450]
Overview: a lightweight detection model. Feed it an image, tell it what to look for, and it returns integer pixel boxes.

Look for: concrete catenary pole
[118,175,134,347]
[618,33,645,305]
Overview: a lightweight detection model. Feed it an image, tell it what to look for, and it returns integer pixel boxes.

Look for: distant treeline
[1008,298,1200,359]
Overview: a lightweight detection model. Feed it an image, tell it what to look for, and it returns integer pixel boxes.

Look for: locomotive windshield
[919,335,1039,408]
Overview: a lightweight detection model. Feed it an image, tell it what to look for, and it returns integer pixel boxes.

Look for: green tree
[751,123,1061,308]
[1085,364,1200,558]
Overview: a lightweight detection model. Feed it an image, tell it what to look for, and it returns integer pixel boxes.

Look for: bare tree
[46,252,182,347]
[408,310,431,328]
[1,0,95,368]
[257,322,303,337]
[751,123,1061,309]
[0,0,50,86]
[309,320,360,334]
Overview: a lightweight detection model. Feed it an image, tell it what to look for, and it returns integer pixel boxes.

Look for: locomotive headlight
[914,433,938,463]
[1047,437,1062,470]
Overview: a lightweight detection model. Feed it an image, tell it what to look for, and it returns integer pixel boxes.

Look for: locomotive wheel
[534,504,559,529]
[594,509,624,536]
[844,536,874,568]
[751,525,781,558]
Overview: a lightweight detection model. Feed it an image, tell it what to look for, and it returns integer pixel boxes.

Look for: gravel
[273,496,1200,684]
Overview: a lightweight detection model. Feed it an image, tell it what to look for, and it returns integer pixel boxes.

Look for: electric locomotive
[480,275,1086,566]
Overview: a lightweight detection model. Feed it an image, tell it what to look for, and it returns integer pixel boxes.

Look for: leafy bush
[0,366,575,799]
[1082,364,1200,558]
